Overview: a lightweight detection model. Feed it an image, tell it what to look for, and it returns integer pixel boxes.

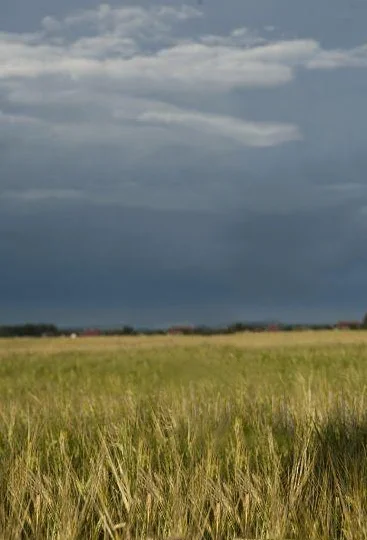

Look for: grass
[1,332,367,538]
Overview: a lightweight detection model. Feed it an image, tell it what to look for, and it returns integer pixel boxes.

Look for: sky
[1,0,367,327]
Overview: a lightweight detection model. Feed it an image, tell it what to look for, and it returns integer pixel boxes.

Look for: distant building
[81,328,101,337]
[168,325,194,335]
[266,324,280,332]
[336,321,361,330]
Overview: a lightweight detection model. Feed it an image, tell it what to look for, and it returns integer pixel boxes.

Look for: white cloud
[200,27,265,47]
[41,17,63,34]
[307,44,367,69]
[61,4,202,29]
[242,39,320,64]
[41,4,202,51]
[137,43,293,89]
[0,35,293,89]
[0,7,318,90]
[1,2,366,160]
[138,108,301,147]
[0,94,300,149]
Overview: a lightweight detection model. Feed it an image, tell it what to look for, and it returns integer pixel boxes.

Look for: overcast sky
[1,0,367,327]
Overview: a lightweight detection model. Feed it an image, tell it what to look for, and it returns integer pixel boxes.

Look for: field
[1,331,367,539]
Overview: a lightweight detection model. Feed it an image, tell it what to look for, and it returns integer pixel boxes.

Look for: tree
[363,313,367,329]
[122,325,135,335]
[0,323,59,337]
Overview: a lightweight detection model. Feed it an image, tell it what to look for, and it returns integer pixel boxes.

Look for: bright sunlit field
[1,331,367,539]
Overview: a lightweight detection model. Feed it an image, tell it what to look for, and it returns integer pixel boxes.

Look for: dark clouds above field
[1,0,367,326]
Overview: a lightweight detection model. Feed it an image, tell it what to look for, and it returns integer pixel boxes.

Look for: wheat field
[1,331,367,539]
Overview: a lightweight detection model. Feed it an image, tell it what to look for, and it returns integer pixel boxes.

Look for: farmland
[1,331,367,539]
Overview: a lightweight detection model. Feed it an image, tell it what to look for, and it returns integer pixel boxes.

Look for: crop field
[1,331,367,539]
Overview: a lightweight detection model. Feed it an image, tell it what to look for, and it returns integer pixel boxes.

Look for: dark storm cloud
[0,201,229,306]
[1,163,367,325]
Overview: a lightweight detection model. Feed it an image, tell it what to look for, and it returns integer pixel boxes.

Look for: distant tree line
[0,324,59,338]
[0,315,366,338]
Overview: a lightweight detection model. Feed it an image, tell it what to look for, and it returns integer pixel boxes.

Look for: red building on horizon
[81,328,102,337]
